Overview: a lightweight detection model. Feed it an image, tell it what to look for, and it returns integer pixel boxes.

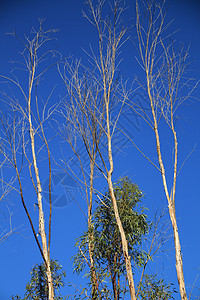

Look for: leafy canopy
[73,177,149,298]
[139,274,177,300]
[11,260,66,300]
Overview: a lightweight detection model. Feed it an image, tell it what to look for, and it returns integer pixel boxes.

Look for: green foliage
[73,177,149,299]
[139,274,177,300]
[93,177,149,268]
[11,260,66,300]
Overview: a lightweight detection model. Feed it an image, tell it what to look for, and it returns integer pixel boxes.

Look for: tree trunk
[153,117,187,300]
[29,122,55,300]
[169,204,188,300]
[28,66,54,300]
[88,160,100,299]
[107,175,136,300]
[146,76,188,300]
[106,96,136,300]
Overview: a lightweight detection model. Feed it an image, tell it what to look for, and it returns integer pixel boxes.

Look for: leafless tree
[58,59,106,298]
[58,0,138,298]
[129,1,198,299]
[0,21,60,300]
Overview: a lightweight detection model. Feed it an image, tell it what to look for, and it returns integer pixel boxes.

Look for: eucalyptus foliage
[73,177,149,298]
[11,260,66,300]
[139,274,177,300]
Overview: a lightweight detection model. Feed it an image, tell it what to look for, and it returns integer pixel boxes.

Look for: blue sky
[0,0,200,299]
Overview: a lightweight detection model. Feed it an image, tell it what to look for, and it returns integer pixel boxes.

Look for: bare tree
[58,59,106,298]
[59,0,138,298]
[129,1,198,299]
[83,1,137,295]
[0,22,60,300]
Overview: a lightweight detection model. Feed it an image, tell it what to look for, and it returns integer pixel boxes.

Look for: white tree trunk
[106,102,136,300]
[28,67,54,299]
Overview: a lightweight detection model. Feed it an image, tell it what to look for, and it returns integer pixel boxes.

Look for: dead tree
[0,22,60,300]
[59,1,137,298]
[131,1,198,299]
[59,59,106,298]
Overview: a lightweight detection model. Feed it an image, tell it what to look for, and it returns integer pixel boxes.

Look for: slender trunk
[169,204,187,300]
[108,255,117,300]
[106,102,136,300]
[117,273,120,300]
[113,254,118,300]
[147,80,187,300]
[28,64,54,300]
[29,116,54,300]
[171,111,187,300]
[107,175,136,300]
[112,272,117,300]
[88,159,100,299]
[154,121,187,300]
